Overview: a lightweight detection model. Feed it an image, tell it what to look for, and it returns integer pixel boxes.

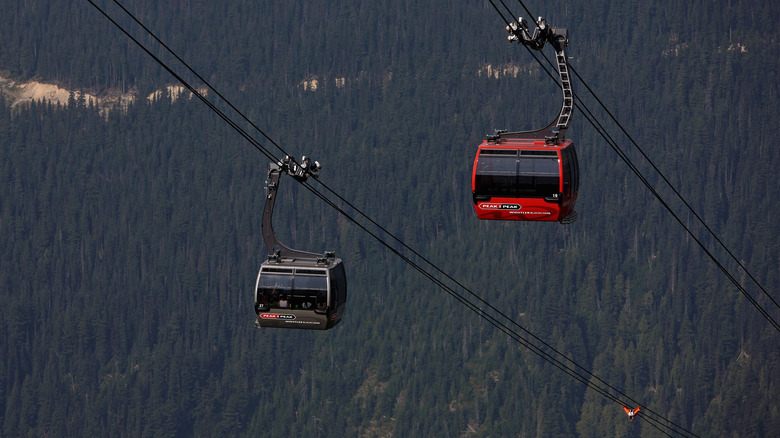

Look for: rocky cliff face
[0,75,205,115]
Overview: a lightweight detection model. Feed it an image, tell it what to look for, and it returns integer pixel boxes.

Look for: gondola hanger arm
[498,16,573,144]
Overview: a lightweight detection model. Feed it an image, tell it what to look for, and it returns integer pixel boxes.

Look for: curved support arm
[498,17,573,144]
[262,163,323,260]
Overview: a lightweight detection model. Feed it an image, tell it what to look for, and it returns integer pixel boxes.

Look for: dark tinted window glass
[476,154,517,175]
[475,153,518,197]
[562,150,571,197]
[296,269,326,276]
[327,273,338,308]
[336,264,347,303]
[570,145,579,192]
[475,149,561,198]
[286,275,324,309]
[257,273,293,308]
[517,156,559,197]
[517,157,558,176]
[294,275,327,291]
[259,273,293,289]
[520,150,557,156]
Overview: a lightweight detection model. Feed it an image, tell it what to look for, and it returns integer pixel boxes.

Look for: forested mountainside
[1,0,778,436]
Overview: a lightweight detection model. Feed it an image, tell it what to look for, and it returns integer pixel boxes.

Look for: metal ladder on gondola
[555,49,573,137]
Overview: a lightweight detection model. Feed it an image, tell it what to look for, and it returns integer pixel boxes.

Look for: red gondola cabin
[472,17,579,223]
[472,137,578,222]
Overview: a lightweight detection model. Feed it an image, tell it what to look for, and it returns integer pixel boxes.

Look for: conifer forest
[1,0,778,436]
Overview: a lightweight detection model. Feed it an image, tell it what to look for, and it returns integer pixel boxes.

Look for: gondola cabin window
[256,268,293,309]
[516,150,559,198]
[474,149,560,199]
[474,149,517,197]
[561,145,579,198]
[256,267,328,310]
[293,270,328,310]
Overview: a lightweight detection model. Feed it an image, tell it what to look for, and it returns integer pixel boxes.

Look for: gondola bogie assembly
[472,17,579,223]
[254,157,347,330]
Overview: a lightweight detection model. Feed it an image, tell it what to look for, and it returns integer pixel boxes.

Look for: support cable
[107,0,303,169]
[571,61,779,312]
[89,1,700,436]
[526,43,780,335]
[490,2,756,435]
[492,0,780,333]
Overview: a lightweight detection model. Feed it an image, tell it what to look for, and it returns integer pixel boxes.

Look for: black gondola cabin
[254,158,348,330]
[254,255,347,330]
